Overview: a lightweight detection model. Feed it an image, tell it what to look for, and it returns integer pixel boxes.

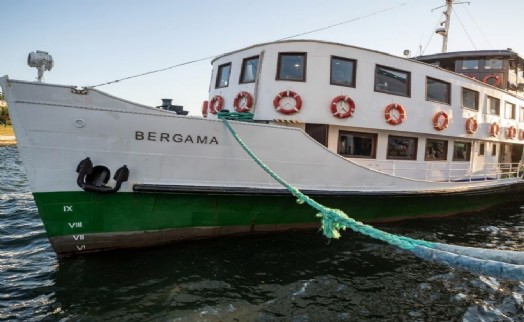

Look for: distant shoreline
[0,135,16,146]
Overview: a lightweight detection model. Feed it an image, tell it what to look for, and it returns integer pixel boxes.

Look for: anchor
[76,157,129,193]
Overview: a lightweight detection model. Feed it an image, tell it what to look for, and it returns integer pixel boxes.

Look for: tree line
[0,92,10,126]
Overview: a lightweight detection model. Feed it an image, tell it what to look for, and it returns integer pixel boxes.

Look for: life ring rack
[273,90,302,115]
[209,95,224,114]
[384,103,406,125]
[432,111,449,131]
[233,91,254,113]
[331,95,356,118]
[465,117,478,134]
[489,122,500,137]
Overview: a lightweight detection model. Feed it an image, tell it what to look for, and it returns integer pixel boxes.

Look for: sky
[2,0,524,116]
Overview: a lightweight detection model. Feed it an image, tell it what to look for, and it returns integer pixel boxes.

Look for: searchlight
[27,50,54,82]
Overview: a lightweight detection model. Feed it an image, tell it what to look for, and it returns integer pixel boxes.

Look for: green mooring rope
[221,117,524,281]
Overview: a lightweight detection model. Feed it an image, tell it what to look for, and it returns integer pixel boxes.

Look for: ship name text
[135,131,218,145]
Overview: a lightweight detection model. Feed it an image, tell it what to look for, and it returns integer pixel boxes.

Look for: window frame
[424,139,448,161]
[505,101,516,120]
[330,56,357,87]
[487,95,500,115]
[276,52,307,82]
[374,65,411,97]
[426,77,451,104]
[461,87,479,111]
[215,63,231,88]
[386,135,418,160]
[239,55,259,84]
[337,131,377,159]
[452,141,472,161]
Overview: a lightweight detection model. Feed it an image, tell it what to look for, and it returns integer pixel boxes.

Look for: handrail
[352,159,523,182]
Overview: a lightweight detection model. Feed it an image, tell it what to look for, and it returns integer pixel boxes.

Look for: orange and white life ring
[465,117,478,134]
[330,95,355,118]
[489,122,500,137]
[384,103,406,125]
[483,74,502,87]
[506,126,517,139]
[520,129,524,141]
[233,91,253,113]
[209,95,224,114]
[201,100,209,117]
[273,90,302,115]
[432,111,449,131]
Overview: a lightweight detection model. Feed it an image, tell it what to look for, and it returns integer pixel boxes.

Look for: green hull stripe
[33,186,524,238]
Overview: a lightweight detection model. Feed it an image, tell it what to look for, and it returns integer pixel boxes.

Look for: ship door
[499,143,523,172]
[305,124,328,147]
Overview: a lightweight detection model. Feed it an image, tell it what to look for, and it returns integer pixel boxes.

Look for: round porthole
[74,119,86,128]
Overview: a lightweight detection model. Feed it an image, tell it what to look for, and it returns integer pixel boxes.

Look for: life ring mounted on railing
[384,103,406,125]
[432,111,449,131]
[233,91,254,113]
[209,95,224,114]
[331,95,355,118]
[273,90,302,115]
[506,126,517,139]
[465,117,478,134]
[483,74,502,87]
[489,122,500,137]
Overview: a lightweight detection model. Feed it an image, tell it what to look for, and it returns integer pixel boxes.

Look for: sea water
[1,145,524,321]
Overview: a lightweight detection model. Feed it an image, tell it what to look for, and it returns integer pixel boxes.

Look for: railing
[352,160,523,182]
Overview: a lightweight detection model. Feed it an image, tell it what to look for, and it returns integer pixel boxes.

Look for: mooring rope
[221,117,524,281]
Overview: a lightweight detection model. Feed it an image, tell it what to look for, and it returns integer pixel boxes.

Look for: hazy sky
[2,0,523,115]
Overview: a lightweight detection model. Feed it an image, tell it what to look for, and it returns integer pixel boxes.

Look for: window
[425,139,448,161]
[485,59,503,70]
[338,131,376,158]
[330,56,356,87]
[240,56,259,83]
[487,96,500,115]
[453,141,471,161]
[492,143,497,156]
[277,53,306,81]
[462,59,479,70]
[505,102,516,119]
[520,106,524,123]
[387,135,417,160]
[215,63,231,88]
[462,88,479,111]
[479,142,485,156]
[374,65,410,97]
[426,77,450,104]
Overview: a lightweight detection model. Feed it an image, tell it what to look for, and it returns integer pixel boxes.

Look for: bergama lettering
[135,131,218,144]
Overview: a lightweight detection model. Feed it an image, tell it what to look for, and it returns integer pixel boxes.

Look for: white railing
[352,160,523,182]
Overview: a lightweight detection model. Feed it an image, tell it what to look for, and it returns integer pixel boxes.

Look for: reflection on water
[1,146,524,321]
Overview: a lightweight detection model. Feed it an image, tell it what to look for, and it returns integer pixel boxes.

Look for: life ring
[520,129,524,141]
[489,122,500,137]
[273,90,302,115]
[465,117,478,134]
[483,74,502,87]
[384,103,406,125]
[506,126,517,139]
[233,91,253,113]
[209,95,224,114]
[201,100,209,117]
[432,111,449,131]
[331,95,355,118]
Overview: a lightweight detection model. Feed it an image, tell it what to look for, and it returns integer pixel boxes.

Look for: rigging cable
[90,1,411,88]
[461,4,493,49]
[452,8,477,50]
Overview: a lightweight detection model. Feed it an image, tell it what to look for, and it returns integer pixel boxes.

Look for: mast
[435,0,453,53]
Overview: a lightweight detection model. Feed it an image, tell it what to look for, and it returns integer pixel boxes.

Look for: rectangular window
[453,141,471,161]
[479,142,485,156]
[520,107,524,123]
[462,88,479,111]
[492,143,497,156]
[487,96,500,115]
[485,59,503,70]
[277,53,306,81]
[505,101,516,119]
[215,63,231,88]
[425,139,448,161]
[426,77,451,104]
[387,135,417,160]
[462,59,479,70]
[338,131,377,158]
[374,65,410,97]
[240,56,259,83]
[330,56,356,87]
